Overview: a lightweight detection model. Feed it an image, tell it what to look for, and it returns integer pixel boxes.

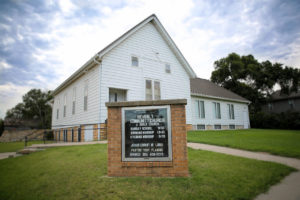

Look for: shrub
[251,111,300,130]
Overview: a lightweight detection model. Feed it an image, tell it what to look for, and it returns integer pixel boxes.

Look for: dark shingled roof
[190,78,250,103]
[270,90,300,101]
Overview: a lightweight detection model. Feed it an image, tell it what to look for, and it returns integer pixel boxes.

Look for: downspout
[93,54,102,131]
[93,53,101,65]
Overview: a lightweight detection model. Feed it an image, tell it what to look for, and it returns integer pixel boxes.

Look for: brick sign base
[106,99,189,177]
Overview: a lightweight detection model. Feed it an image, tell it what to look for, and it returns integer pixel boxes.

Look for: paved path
[28,140,107,149]
[0,152,17,160]
[187,143,300,200]
[0,141,107,160]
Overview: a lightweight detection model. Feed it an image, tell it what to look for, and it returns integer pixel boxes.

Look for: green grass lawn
[0,144,294,200]
[0,141,54,153]
[188,129,300,158]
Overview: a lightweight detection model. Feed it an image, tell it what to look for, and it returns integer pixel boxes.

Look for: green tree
[5,89,53,128]
[211,53,300,113]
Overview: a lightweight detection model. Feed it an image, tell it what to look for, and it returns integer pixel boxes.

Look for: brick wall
[100,123,107,140]
[236,125,244,129]
[186,124,193,131]
[93,124,98,141]
[221,125,229,130]
[53,123,107,142]
[81,125,85,142]
[107,100,189,177]
[206,125,213,130]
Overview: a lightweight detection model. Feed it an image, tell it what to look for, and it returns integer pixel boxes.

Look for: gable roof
[52,14,197,95]
[269,90,300,101]
[190,78,250,103]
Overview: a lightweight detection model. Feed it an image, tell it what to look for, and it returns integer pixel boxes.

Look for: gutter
[191,92,251,104]
[52,53,102,96]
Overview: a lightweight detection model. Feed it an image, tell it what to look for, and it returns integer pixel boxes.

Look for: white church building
[51,14,250,142]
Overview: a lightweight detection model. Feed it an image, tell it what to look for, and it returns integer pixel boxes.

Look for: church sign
[122,106,172,161]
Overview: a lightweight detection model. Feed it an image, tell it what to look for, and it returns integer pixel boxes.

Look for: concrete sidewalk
[0,141,107,160]
[187,142,300,200]
[0,152,17,160]
[28,140,107,149]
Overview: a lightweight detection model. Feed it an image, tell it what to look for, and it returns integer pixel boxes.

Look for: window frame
[196,100,205,119]
[268,103,273,111]
[145,79,161,101]
[227,104,235,119]
[214,124,221,130]
[288,100,295,109]
[56,97,60,119]
[72,87,76,115]
[213,102,221,119]
[131,56,139,67]
[84,80,88,111]
[197,124,206,130]
[229,124,235,129]
[63,94,67,117]
[165,63,171,73]
[154,81,161,100]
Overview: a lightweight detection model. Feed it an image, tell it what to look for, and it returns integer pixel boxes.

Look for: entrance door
[109,88,127,102]
[84,125,94,142]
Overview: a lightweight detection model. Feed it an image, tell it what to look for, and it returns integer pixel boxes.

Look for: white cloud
[1,37,15,47]
[58,0,77,15]
[0,0,299,118]
[0,60,13,71]
[0,82,32,118]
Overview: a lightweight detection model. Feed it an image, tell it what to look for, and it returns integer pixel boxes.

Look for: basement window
[214,124,221,130]
[229,124,235,129]
[197,124,205,130]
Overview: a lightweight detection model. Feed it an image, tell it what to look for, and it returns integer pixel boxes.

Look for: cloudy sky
[0,0,300,118]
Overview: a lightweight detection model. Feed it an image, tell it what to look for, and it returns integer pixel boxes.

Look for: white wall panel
[99,22,192,123]
[191,96,250,128]
[52,65,100,128]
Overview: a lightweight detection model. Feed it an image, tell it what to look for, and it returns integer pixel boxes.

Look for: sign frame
[121,105,172,162]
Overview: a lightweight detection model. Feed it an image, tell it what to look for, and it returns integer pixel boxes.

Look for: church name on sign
[121,105,172,162]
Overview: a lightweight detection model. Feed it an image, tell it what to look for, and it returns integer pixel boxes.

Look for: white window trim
[228,104,235,119]
[63,94,67,117]
[84,80,88,111]
[196,100,205,119]
[213,102,221,119]
[72,87,76,115]
[144,78,161,101]
[131,55,139,67]
[56,97,60,120]
[165,63,171,74]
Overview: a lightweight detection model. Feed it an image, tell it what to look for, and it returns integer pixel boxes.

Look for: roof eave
[151,16,197,78]
[52,54,99,96]
[52,14,197,96]
[191,92,251,104]
[52,15,156,96]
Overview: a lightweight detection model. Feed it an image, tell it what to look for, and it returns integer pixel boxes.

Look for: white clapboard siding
[51,66,100,128]
[99,22,192,124]
[191,96,250,128]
